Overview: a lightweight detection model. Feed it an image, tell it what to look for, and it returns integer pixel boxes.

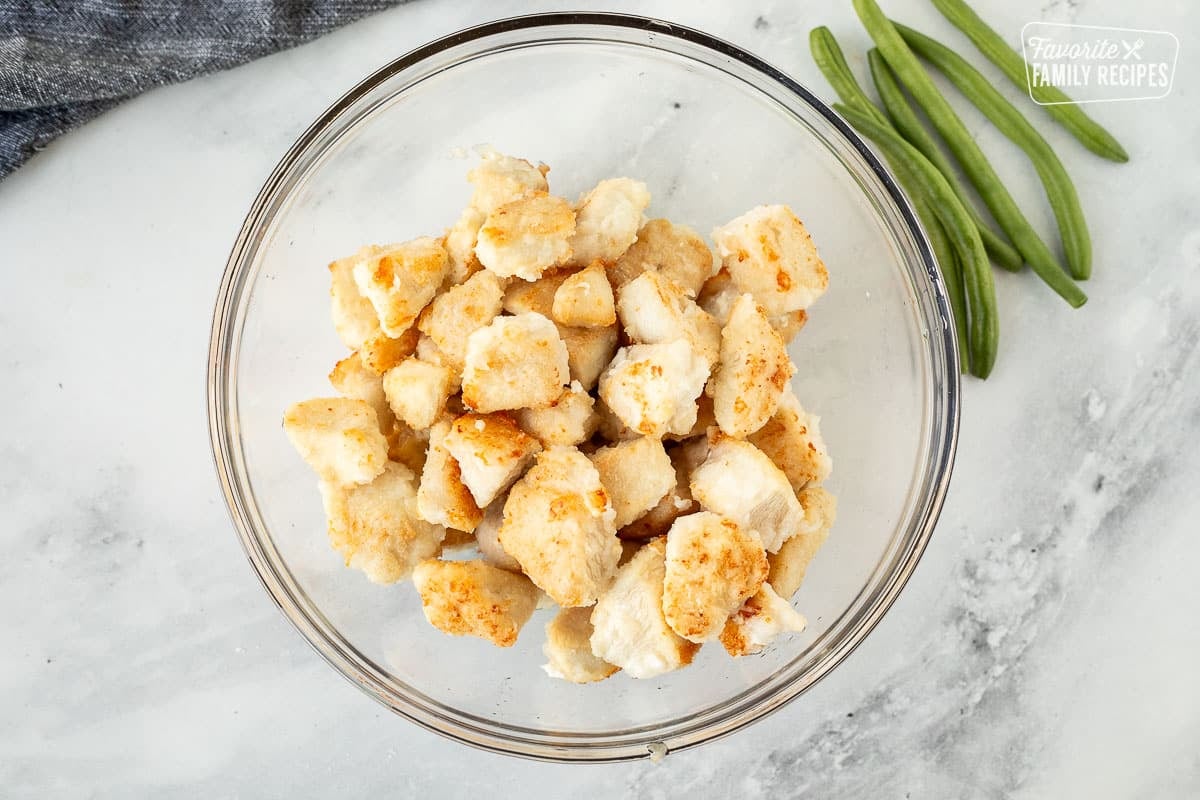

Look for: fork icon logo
[1122,39,1145,60]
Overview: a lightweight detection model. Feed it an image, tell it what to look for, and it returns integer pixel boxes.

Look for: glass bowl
[208,12,959,763]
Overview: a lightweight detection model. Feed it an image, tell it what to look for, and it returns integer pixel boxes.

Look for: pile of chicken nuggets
[284,150,835,682]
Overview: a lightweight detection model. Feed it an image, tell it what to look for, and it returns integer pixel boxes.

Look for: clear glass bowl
[208,13,959,762]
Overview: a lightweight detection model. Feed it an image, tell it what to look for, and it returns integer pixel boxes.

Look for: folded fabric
[0,0,407,179]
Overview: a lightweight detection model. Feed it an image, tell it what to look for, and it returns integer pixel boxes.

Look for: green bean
[809,27,890,127]
[835,101,998,377]
[913,193,971,373]
[930,0,1129,163]
[867,48,1023,272]
[895,23,1092,281]
[851,0,1086,308]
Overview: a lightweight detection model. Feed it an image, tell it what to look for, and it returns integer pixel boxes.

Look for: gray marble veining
[1,0,1197,796]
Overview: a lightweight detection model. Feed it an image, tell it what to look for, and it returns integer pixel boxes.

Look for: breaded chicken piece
[382,357,454,431]
[598,340,709,439]
[767,486,836,598]
[719,583,806,657]
[588,437,675,528]
[358,327,420,375]
[461,313,570,412]
[412,559,539,647]
[498,447,620,607]
[607,218,717,297]
[712,294,795,438]
[662,512,769,642]
[568,178,651,265]
[501,267,575,316]
[795,484,837,538]
[770,310,808,344]
[543,606,619,683]
[413,335,461,393]
[689,434,803,553]
[589,538,699,678]
[386,419,428,475]
[320,461,445,583]
[746,388,832,491]
[618,444,698,540]
[594,396,640,443]
[474,500,521,572]
[352,237,449,337]
[666,391,716,441]
[443,412,542,507]
[696,268,740,326]
[711,205,829,316]
[552,262,616,328]
[416,269,504,373]
[445,205,486,285]
[329,351,393,432]
[467,150,549,215]
[475,194,576,281]
[329,248,383,350]
[514,381,598,447]
[284,397,389,485]
[558,322,619,391]
[417,418,484,532]
[616,271,721,368]
[508,273,618,389]
[617,483,696,541]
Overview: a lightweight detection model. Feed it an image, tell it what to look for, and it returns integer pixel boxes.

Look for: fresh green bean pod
[930,0,1129,163]
[895,23,1092,280]
[835,101,998,377]
[913,193,971,373]
[851,0,1086,308]
[867,48,1023,272]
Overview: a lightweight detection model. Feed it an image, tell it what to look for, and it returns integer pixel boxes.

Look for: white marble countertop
[2,0,1198,796]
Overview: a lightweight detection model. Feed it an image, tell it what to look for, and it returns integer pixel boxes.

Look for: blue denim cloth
[0,1,406,178]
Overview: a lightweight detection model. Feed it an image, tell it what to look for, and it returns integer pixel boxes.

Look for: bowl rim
[208,10,960,763]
